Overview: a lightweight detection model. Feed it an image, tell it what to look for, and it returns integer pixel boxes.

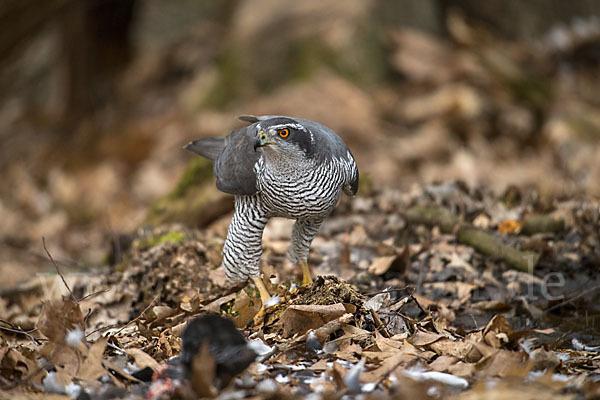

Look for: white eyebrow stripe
[269,123,307,132]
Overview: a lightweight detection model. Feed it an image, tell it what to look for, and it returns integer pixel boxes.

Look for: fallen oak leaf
[280,303,347,338]
[125,348,159,371]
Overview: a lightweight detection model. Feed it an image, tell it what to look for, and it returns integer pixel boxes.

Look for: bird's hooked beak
[253,130,276,151]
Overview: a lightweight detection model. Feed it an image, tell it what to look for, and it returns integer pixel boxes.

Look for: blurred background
[1,0,600,287]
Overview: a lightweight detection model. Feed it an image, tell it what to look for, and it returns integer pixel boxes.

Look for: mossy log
[405,204,539,272]
[521,215,565,235]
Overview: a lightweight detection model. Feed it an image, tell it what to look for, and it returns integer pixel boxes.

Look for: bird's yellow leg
[250,276,274,327]
[301,260,313,286]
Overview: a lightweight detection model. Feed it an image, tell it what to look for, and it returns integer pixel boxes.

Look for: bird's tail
[184,137,225,161]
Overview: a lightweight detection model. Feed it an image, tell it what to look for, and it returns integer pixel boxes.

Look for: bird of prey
[185,115,359,323]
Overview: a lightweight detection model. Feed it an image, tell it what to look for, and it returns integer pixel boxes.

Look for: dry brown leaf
[428,355,460,372]
[36,298,84,343]
[308,359,329,371]
[367,256,397,275]
[411,329,444,346]
[482,315,514,348]
[326,361,347,390]
[39,341,81,377]
[471,300,512,312]
[102,359,141,383]
[148,305,177,325]
[348,225,368,246]
[475,349,527,378]
[179,293,201,313]
[125,348,159,371]
[232,289,260,328]
[360,349,418,383]
[455,378,575,400]
[77,337,108,382]
[527,348,560,372]
[374,330,404,352]
[203,293,237,314]
[362,350,402,363]
[448,361,477,378]
[333,342,362,362]
[3,348,36,379]
[429,338,477,361]
[281,303,346,337]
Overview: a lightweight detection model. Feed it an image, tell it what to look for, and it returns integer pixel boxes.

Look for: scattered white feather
[306,330,322,352]
[552,373,572,382]
[248,339,272,356]
[65,327,84,348]
[572,338,600,351]
[556,352,570,362]
[427,386,441,398]
[256,363,268,373]
[42,372,65,394]
[402,368,469,388]
[361,382,377,393]
[526,370,545,382]
[256,378,278,393]
[265,296,281,308]
[65,383,82,399]
[275,374,290,383]
[343,359,364,394]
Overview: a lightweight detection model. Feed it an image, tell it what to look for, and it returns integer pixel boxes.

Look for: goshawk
[185,115,359,322]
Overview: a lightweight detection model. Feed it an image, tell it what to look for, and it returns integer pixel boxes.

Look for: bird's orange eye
[279,128,290,138]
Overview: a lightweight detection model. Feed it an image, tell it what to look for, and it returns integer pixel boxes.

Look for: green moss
[356,172,374,196]
[170,158,214,199]
[138,231,186,249]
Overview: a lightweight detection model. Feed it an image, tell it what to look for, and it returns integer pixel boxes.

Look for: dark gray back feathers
[184,115,357,196]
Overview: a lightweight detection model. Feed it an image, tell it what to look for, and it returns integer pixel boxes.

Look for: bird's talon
[302,275,313,287]
[301,261,313,287]
[247,306,267,328]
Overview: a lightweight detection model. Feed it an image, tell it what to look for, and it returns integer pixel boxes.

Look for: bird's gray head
[253,117,315,158]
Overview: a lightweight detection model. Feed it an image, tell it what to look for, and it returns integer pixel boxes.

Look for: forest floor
[1,182,599,399]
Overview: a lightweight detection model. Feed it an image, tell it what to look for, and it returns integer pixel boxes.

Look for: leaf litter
[0,182,598,399]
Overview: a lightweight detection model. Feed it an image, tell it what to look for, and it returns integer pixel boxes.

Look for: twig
[0,321,42,345]
[409,293,428,317]
[543,285,600,314]
[364,286,411,296]
[370,309,391,338]
[42,237,76,303]
[79,288,110,302]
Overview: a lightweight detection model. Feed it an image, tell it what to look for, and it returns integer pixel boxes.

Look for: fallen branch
[521,215,565,235]
[457,226,539,272]
[405,204,540,272]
